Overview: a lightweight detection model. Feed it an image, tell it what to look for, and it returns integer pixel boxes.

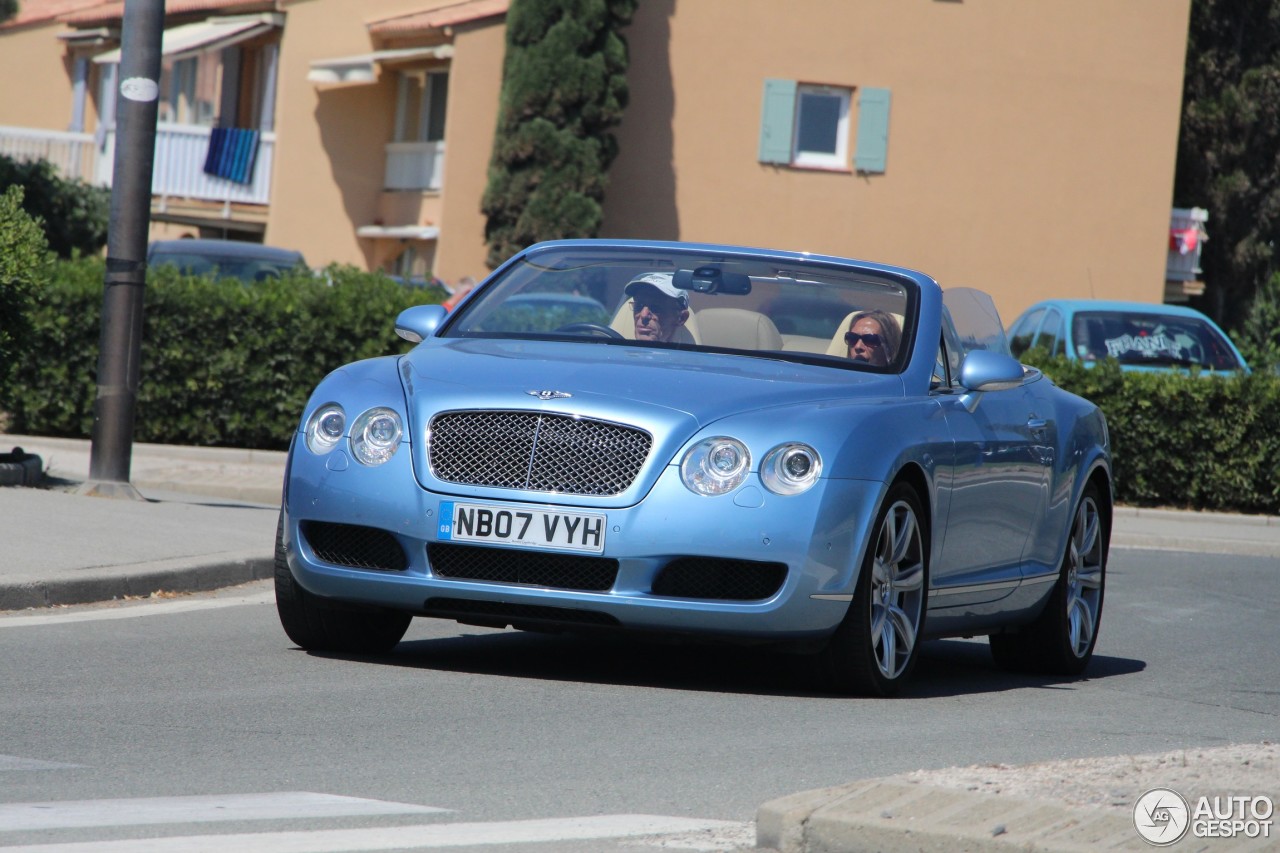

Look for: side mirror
[959,349,1026,392]
[395,304,447,343]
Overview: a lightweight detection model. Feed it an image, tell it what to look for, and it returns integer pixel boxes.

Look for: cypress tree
[482,0,637,269]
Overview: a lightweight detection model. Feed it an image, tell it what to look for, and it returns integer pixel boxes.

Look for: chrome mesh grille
[428,411,651,496]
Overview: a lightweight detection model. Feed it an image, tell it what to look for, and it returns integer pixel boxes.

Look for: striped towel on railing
[203,127,260,184]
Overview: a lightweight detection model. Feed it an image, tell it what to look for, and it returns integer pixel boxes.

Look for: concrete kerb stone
[0,553,275,611]
[756,780,1139,853]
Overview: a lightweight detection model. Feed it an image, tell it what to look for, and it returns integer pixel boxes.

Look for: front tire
[274,514,412,654]
[815,483,928,696]
[990,482,1107,675]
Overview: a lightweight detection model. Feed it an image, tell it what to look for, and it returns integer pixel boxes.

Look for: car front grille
[427,542,619,591]
[652,557,788,601]
[301,521,408,572]
[427,410,651,496]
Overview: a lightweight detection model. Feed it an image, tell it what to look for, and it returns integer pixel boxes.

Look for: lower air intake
[302,521,408,572]
[652,557,787,601]
[427,543,618,591]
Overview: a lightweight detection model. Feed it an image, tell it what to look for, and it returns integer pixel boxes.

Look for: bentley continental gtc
[276,240,1112,696]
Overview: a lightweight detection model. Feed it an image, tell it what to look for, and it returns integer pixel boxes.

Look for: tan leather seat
[609,298,700,344]
[696,308,784,351]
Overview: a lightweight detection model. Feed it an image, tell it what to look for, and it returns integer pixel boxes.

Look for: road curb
[0,553,275,611]
[756,780,1137,852]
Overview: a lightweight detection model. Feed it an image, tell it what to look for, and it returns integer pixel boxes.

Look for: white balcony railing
[99,123,275,205]
[384,140,444,191]
[1,123,274,206]
[0,125,98,184]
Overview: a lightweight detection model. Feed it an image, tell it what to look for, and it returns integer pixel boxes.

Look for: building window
[758,79,892,173]
[395,70,449,143]
[792,85,850,170]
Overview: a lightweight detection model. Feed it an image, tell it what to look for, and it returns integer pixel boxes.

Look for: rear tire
[990,482,1107,675]
[815,483,928,696]
[274,514,412,654]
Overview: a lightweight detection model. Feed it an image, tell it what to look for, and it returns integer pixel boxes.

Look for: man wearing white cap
[624,272,690,342]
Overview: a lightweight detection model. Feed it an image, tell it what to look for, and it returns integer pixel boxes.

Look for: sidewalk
[3,433,1279,853]
[0,433,284,611]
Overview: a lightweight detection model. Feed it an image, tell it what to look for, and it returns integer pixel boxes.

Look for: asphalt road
[1,546,1276,852]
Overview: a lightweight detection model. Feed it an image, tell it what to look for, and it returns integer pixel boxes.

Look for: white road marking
[0,591,275,629]
[0,792,446,832]
[0,815,743,852]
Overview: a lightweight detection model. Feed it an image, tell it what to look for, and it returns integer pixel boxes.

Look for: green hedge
[5,259,444,450]
[0,186,53,405]
[9,264,1279,514]
[1022,352,1280,514]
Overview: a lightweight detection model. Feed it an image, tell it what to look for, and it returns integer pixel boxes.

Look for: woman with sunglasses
[844,309,902,367]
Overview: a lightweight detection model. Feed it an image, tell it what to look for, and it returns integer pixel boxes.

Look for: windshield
[1070,311,1242,370]
[446,245,917,372]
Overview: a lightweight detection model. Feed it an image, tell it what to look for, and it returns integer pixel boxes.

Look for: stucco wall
[266,0,407,268]
[605,0,1191,320]
[0,22,80,131]
[431,20,504,285]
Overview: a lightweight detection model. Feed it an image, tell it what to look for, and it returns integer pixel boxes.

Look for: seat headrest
[695,308,784,351]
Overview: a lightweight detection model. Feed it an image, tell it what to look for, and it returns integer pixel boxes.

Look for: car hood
[400,338,900,503]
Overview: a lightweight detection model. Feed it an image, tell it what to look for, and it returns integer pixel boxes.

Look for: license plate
[438,501,607,554]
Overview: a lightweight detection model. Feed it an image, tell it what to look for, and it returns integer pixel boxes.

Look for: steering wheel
[555,322,624,340]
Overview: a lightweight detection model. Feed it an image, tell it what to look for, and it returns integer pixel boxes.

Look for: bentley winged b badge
[526,390,573,400]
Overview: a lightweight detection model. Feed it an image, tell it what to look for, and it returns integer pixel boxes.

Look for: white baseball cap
[624,272,688,307]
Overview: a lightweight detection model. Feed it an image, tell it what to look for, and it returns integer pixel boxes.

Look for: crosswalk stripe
[0,792,446,832]
[0,815,743,852]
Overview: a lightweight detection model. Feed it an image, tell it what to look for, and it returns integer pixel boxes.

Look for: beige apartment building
[0,0,1196,319]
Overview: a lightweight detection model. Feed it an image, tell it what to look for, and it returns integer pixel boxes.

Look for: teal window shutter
[854,87,892,173]
[758,79,797,164]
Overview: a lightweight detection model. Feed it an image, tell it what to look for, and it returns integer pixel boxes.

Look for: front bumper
[283,443,884,641]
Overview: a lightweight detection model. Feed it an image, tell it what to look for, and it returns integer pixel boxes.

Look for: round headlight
[680,436,750,496]
[350,407,403,466]
[761,443,822,495]
[305,404,345,455]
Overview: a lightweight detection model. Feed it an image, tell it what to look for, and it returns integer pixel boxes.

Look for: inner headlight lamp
[681,436,750,496]
[761,443,822,495]
[350,407,403,466]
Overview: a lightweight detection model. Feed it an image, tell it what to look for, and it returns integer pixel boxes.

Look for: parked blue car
[1007,299,1249,374]
[276,240,1113,696]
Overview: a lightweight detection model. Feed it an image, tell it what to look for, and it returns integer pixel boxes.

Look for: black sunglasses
[845,332,883,348]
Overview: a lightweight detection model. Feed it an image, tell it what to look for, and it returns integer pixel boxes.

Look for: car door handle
[1027,418,1048,435]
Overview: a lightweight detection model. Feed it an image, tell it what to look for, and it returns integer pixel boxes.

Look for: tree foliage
[0,154,110,259]
[481,0,638,270]
[1174,0,1280,331]
[0,0,17,25]
[0,185,53,407]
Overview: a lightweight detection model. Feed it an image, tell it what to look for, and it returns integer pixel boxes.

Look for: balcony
[0,123,274,206]
[0,125,97,184]
[102,123,276,205]
[384,140,444,191]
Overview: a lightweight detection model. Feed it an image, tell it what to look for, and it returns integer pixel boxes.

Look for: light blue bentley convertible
[276,240,1112,696]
